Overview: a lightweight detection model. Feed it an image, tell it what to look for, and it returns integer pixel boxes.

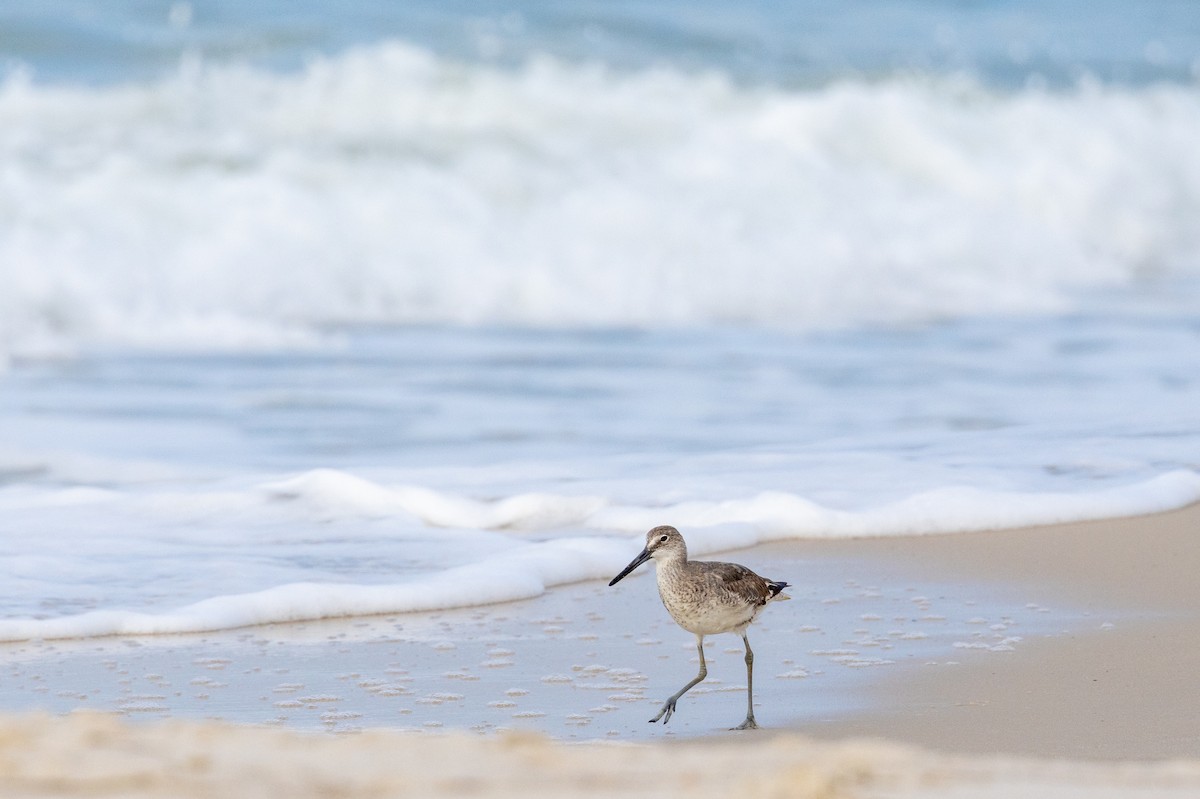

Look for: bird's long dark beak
[609,547,652,586]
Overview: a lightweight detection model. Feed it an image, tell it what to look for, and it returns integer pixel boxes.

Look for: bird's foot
[649,698,677,724]
[731,717,759,731]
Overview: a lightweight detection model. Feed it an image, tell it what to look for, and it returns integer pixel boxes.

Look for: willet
[608,525,790,730]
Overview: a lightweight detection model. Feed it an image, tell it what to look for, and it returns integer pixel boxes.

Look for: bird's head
[608,525,687,586]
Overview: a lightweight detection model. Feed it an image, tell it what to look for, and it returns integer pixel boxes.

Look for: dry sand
[3,504,1199,797]
[7,710,1200,796]
[3,711,1200,799]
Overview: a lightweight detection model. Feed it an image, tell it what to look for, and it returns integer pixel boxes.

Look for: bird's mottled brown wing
[699,561,772,606]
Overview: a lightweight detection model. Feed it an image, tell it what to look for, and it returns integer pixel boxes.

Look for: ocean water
[1,0,1199,641]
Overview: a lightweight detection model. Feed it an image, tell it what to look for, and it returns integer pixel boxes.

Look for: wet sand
[0,528,1074,741]
[800,502,1200,759]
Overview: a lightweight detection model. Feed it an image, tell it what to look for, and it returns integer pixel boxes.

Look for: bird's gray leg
[732,632,758,730]
[651,635,706,724]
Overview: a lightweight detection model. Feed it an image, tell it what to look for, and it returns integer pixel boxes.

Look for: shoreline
[0,520,1079,742]
[793,501,1200,760]
[2,504,1199,796]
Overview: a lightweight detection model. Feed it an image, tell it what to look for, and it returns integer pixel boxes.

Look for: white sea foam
[2,43,1199,359]
[2,469,1197,641]
[261,468,1200,538]
[263,469,606,530]
[593,470,1200,538]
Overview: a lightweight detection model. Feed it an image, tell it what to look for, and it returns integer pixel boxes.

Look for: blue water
[0,0,1198,641]
[4,0,1199,87]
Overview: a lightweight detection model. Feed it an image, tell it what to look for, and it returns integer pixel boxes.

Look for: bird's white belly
[660,590,757,636]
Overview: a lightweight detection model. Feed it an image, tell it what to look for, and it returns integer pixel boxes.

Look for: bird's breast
[656,570,759,636]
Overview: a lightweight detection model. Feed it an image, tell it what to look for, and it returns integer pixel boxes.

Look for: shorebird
[608,525,790,730]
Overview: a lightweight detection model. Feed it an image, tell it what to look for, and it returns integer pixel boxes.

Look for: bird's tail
[766,580,791,601]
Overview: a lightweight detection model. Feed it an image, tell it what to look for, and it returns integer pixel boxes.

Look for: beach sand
[801,502,1200,760]
[2,504,1199,797]
[4,711,1200,799]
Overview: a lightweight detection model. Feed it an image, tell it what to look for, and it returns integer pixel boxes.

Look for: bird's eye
[659,535,668,542]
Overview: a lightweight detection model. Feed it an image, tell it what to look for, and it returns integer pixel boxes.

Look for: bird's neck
[654,551,688,573]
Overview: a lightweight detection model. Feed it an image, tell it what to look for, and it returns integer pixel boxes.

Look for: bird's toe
[650,699,676,724]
